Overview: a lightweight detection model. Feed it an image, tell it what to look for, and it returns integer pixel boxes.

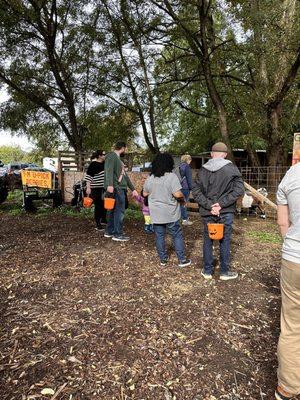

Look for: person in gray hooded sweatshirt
[192,142,245,280]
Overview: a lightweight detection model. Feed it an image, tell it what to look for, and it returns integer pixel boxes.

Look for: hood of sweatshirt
[202,158,232,172]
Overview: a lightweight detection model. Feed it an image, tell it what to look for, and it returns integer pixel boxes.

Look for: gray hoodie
[203,158,232,172]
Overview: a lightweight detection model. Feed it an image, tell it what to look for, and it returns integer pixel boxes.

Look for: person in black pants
[85,150,107,231]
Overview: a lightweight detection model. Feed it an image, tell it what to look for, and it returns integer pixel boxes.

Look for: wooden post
[57,151,64,202]
[244,181,277,211]
[292,132,300,165]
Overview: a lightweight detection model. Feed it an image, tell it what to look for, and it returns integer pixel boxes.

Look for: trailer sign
[21,170,52,189]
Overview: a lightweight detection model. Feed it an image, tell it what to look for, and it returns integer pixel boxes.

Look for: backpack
[174,166,186,183]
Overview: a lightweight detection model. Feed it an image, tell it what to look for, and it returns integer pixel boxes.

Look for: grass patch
[247,230,281,244]
[57,206,94,218]
[1,194,143,221]
[35,205,94,218]
[0,190,24,215]
[7,190,24,202]
[125,208,143,221]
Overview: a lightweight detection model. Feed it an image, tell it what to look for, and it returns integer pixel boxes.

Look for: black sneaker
[160,258,169,267]
[95,225,105,231]
[178,259,191,268]
[112,235,130,242]
[220,271,238,281]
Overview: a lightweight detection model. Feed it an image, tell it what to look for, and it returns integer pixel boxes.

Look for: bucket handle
[211,215,224,224]
[104,191,115,199]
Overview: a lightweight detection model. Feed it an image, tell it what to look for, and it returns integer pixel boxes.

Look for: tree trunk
[266,105,283,166]
[246,143,261,167]
[198,2,234,161]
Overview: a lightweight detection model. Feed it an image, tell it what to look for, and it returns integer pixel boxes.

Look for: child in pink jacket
[134,191,154,234]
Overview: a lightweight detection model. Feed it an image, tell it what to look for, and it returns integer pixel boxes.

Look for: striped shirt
[85,161,104,189]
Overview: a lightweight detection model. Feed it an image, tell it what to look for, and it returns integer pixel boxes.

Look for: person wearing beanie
[192,142,244,280]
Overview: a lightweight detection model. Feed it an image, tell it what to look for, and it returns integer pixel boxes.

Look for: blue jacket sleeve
[186,165,193,190]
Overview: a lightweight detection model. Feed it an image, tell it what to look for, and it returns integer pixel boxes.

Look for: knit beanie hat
[211,142,228,152]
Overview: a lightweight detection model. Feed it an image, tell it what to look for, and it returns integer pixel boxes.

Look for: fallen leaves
[0,213,281,399]
[41,388,55,395]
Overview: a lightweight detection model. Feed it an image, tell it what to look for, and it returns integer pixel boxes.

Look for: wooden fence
[57,151,151,203]
[58,152,288,214]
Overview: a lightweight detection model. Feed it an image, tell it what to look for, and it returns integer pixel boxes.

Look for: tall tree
[91,0,161,153]
[151,0,236,159]
[0,0,99,152]
[226,0,300,165]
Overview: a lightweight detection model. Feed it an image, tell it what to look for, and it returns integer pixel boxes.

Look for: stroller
[71,180,87,207]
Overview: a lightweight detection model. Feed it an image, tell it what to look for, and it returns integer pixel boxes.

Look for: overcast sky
[0,131,34,151]
[0,88,34,151]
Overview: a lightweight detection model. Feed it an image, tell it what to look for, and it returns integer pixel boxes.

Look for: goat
[236,187,268,218]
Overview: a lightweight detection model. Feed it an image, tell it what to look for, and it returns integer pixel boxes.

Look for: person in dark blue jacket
[178,154,193,226]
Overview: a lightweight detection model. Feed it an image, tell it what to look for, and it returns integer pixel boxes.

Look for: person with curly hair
[143,153,191,268]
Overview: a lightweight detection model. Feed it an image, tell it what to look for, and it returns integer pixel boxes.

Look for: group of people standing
[84,140,300,399]
[85,140,244,278]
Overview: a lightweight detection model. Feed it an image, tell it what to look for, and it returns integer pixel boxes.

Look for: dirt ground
[0,209,284,400]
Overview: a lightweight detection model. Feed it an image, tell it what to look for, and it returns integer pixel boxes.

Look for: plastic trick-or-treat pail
[83,196,93,208]
[207,223,224,240]
[104,197,116,210]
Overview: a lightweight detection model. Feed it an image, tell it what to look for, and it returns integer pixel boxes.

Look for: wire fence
[241,166,289,196]
[240,166,290,219]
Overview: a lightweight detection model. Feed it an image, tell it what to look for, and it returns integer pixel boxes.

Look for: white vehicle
[43,157,58,173]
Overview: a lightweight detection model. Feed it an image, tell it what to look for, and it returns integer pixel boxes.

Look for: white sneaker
[104,233,113,238]
[182,220,193,226]
[112,235,130,242]
[201,270,213,280]
[220,271,238,281]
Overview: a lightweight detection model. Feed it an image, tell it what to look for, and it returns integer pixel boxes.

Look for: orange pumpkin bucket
[104,197,116,210]
[207,223,224,240]
[83,196,93,208]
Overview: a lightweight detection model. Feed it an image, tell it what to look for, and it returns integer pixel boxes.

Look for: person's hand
[132,190,139,198]
[177,196,186,205]
[86,187,91,196]
[107,186,114,194]
[211,203,221,216]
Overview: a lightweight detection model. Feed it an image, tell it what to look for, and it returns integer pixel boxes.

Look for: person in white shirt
[276,162,300,400]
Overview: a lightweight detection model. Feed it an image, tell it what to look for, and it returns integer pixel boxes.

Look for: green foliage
[81,106,138,151]
[124,208,144,221]
[0,145,27,164]
[247,230,281,244]
[154,0,300,160]
[0,0,299,163]
[0,190,24,214]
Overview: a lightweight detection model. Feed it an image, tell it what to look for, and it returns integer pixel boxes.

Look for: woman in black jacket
[85,150,107,231]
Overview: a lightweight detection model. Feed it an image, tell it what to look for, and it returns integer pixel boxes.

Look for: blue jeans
[154,220,186,262]
[180,189,190,220]
[202,213,234,274]
[106,189,126,237]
